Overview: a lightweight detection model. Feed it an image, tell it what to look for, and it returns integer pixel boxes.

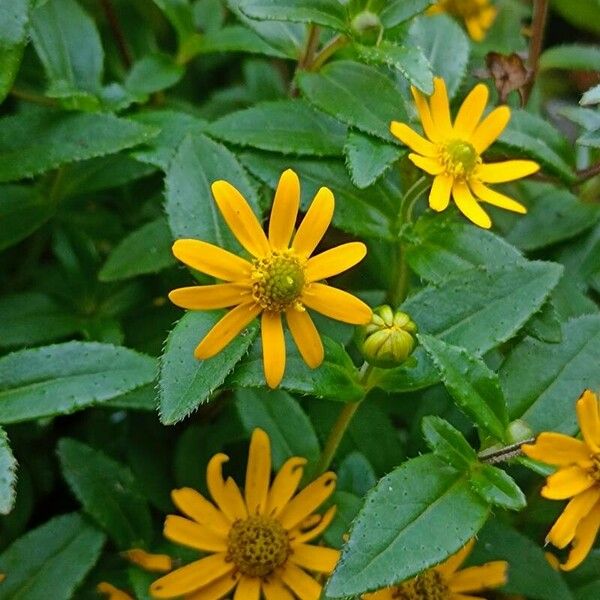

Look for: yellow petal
[408,153,445,175]
[389,122,437,156]
[453,84,489,138]
[168,284,251,310]
[469,180,527,214]
[547,487,600,548]
[449,561,507,593]
[245,428,272,515]
[286,309,324,369]
[560,501,600,571]
[122,548,172,572]
[262,576,295,600]
[266,456,307,517]
[185,573,241,600]
[429,173,453,212]
[475,160,540,183]
[280,563,322,600]
[411,86,441,142]
[279,472,336,530]
[290,544,340,573]
[452,181,492,229]
[437,539,475,577]
[172,239,252,281]
[194,303,261,360]
[452,595,487,600]
[269,169,300,250]
[430,77,453,139]
[171,488,231,535]
[164,515,227,552]
[206,454,248,522]
[521,433,592,467]
[150,554,233,598]
[465,16,485,41]
[576,389,600,453]
[305,242,367,283]
[211,180,270,258]
[97,582,133,600]
[261,312,286,389]
[471,106,511,153]
[233,576,261,600]
[542,465,595,500]
[292,187,334,258]
[302,284,372,325]
[290,506,337,544]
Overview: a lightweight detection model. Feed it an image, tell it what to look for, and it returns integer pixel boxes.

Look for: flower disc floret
[227,515,290,577]
[251,251,305,312]
[439,140,481,178]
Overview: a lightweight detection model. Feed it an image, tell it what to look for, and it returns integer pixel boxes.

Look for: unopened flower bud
[507,419,534,444]
[351,11,383,46]
[357,305,417,368]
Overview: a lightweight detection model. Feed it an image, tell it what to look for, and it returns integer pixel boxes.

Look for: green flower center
[439,139,480,178]
[251,251,306,311]
[391,570,450,600]
[227,516,290,577]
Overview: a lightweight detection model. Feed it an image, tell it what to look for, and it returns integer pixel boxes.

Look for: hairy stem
[523,0,549,104]
[309,34,349,72]
[478,439,535,464]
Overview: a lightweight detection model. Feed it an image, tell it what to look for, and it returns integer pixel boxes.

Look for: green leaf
[337,452,377,496]
[323,491,362,549]
[164,133,259,247]
[407,14,470,98]
[159,311,259,424]
[404,214,525,283]
[505,182,600,251]
[421,415,477,470]
[344,131,402,189]
[0,427,17,515]
[326,454,489,597]
[419,335,509,441]
[57,439,152,549]
[379,0,435,28]
[552,0,600,36]
[524,299,563,344]
[0,184,54,250]
[208,99,347,156]
[0,342,157,425]
[470,518,573,600]
[130,110,207,169]
[30,0,104,106]
[559,105,600,131]
[498,109,576,183]
[192,25,286,57]
[540,44,600,71]
[355,42,433,94]
[0,111,157,183]
[470,464,526,510]
[0,293,82,348]
[0,0,32,103]
[125,53,184,95]
[579,129,600,148]
[240,151,397,240]
[99,218,175,282]
[297,60,408,141]
[238,0,349,31]
[234,388,320,472]
[152,0,198,53]
[0,513,105,600]
[581,83,600,106]
[502,315,600,434]
[230,335,364,402]
[377,262,563,393]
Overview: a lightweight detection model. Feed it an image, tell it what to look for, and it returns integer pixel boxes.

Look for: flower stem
[316,364,374,474]
[99,0,132,69]
[477,439,535,464]
[298,24,321,70]
[523,0,549,104]
[309,34,349,72]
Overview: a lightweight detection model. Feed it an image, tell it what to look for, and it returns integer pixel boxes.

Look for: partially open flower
[429,0,497,41]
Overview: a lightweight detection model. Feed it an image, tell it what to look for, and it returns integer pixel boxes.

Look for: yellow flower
[169,168,371,388]
[522,389,600,571]
[150,428,340,600]
[429,0,497,41]
[390,78,539,229]
[363,539,507,600]
[97,582,134,600]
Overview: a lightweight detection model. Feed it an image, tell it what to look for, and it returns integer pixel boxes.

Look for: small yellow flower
[97,582,134,600]
[150,428,340,600]
[169,168,371,388]
[430,0,497,41]
[390,77,540,229]
[522,389,600,571]
[363,539,507,600]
